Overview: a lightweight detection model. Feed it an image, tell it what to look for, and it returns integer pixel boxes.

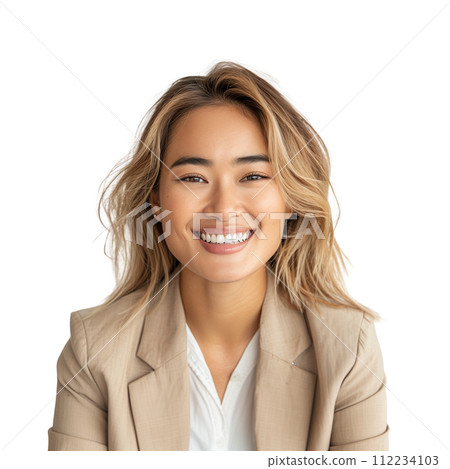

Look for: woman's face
[151,104,289,283]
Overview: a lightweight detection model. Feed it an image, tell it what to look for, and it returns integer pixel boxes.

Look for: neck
[179,266,267,348]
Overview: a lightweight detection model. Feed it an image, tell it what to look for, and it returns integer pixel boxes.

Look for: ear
[149,188,159,206]
[149,189,162,222]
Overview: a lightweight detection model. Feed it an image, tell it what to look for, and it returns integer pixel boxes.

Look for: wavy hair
[85,61,379,322]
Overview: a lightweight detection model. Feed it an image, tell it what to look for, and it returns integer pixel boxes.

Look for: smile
[196,230,254,245]
[191,228,256,254]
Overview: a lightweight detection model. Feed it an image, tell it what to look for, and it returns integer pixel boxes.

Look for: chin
[191,263,256,284]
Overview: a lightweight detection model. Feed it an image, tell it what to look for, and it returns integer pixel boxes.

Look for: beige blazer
[48,266,389,451]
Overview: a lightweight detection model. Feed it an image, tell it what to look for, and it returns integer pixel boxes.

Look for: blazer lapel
[128,265,317,451]
[254,270,317,450]
[128,265,191,450]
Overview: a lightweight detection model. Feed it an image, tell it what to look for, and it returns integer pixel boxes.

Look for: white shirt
[186,323,260,450]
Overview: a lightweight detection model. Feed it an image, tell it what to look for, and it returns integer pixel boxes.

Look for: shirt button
[232,373,241,380]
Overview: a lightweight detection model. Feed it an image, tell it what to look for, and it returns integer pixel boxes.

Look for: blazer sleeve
[329,313,389,451]
[48,311,108,450]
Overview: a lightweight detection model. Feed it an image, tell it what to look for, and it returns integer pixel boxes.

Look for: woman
[48,61,389,451]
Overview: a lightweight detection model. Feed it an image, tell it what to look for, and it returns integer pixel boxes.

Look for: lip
[191,229,255,255]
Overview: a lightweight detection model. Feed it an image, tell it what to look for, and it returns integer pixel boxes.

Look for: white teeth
[199,230,252,244]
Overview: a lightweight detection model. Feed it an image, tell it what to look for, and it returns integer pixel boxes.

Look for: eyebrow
[169,154,270,169]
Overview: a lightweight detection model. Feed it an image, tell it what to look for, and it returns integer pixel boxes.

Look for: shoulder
[67,287,149,368]
[304,302,366,351]
[304,303,381,381]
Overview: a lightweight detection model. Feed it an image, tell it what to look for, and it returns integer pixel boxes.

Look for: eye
[241,172,269,182]
[178,174,206,183]
[177,172,269,183]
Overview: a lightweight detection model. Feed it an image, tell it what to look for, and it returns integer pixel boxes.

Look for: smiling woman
[48,61,388,451]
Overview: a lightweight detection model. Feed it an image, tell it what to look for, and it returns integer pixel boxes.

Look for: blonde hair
[86,61,379,322]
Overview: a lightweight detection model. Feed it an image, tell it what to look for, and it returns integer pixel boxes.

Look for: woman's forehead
[164,106,267,166]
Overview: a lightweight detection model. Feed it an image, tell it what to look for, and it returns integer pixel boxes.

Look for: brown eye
[178,174,206,183]
[241,173,268,182]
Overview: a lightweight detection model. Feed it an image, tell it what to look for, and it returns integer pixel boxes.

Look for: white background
[1,0,449,463]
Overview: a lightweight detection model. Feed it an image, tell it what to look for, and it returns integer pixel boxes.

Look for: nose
[203,179,243,218]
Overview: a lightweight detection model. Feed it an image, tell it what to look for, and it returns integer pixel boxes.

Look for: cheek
[159,192,197,237]
[257,188,288,216]
[257,189,288,241]
[262,219,284,246]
